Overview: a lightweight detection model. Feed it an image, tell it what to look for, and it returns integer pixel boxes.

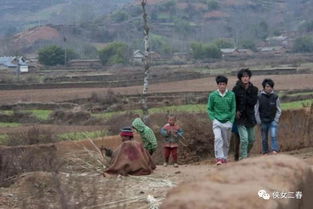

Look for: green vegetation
[150,34,172,55]
[24,110,52,120]
[112,11,128,23]
[59,130,108,141]
[299,20,313,32]
[0,134,8,144]
[191,42,222,59]
[94,104,207,119]
[174,19,193,36]
[293,36,313,53]
[206,0,219,11]
[0,122,21,127]
[38,45,78,66]
[0,110,14,115]
[94,99,313,120]
[239,40,257,51]
[281,99,313,110]
[213,39,234,49]
[98,42,129,65]
[254,21,269,40]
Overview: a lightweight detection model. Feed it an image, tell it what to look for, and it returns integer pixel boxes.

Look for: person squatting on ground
[232,68,259,160]
[160,114,184,167]
[208,75,236,165]
[104,127,156,175]
[132,117,158,155]
[255,78,282,154]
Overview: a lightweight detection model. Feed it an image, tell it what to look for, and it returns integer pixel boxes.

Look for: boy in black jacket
[255,79,281,154]
[232,68,258,160]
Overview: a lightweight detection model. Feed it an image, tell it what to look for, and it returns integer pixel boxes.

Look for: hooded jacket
[132,118,158,152]
[232,81,258,127]
[255,90,281,123]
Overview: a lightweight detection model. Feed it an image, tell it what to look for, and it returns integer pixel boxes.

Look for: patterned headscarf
[120,127,133,137]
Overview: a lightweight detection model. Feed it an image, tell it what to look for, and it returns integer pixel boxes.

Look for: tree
[141,0,151,122]
[112,11,128,23]
[150,34,172,55]
[207,0,219,11]
[239,40,257,51]
[213,39,234,49]
[38,45,78,66]
[98,42,129,65]
[191,42,221,59]
[174,19,193,36]
[191,42,205,59]
[204,44,221,58]
[293,36,313,53]
[254,21,269,40]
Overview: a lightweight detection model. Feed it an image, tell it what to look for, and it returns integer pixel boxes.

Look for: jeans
[261,121,279,153]
[212,120,232,160]
[238,125,255,159]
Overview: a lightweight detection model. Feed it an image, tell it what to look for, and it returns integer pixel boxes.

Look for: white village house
[0,56,29,72]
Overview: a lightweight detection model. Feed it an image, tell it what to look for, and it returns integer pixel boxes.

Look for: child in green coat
[132,117,158,155]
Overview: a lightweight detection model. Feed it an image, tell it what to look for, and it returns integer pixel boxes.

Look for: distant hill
[94,0,313,53]
[1,0,313,57]
[0,0,133,37]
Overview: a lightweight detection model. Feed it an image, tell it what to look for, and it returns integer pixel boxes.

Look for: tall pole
[63,26,67,66]
[141,0,150,122]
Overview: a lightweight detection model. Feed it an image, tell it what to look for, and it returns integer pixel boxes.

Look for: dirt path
[1,147,313,209]
[0,74,313,104]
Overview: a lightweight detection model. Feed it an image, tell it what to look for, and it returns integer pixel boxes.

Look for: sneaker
[215,159,222,166]
[173,163,179,168]
[221,159,227,164]
[163,162,168,167]
[272,151,278,154]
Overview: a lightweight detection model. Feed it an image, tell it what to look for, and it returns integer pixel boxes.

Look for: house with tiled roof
[0,56,29,72]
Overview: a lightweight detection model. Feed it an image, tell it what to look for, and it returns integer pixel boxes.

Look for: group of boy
[208,68,281,165]
[105,68,282,175]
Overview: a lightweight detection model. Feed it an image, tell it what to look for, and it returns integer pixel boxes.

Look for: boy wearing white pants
[208,75,236,165]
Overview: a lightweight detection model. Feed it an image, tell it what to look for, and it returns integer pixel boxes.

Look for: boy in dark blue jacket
[255,78,281,154]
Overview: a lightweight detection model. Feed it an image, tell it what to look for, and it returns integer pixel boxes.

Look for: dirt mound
[0,144,59,186]
[161,155,313,209]
[13,26,61,46]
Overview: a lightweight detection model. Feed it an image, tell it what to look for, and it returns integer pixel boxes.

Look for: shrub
[38,45,78,66]
[5,126,58,146]
[98,42,129,65]
[239,40,257,51]
[292,36,313,53]
[213,39,234,49]
[191,42,221,59]
[207,0,219,11]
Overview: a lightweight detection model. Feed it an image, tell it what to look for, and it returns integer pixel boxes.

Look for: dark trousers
[164,147,178,163]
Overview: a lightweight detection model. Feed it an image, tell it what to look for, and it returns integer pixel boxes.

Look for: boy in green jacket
[132,117,158,155]
[208,75,236,165]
